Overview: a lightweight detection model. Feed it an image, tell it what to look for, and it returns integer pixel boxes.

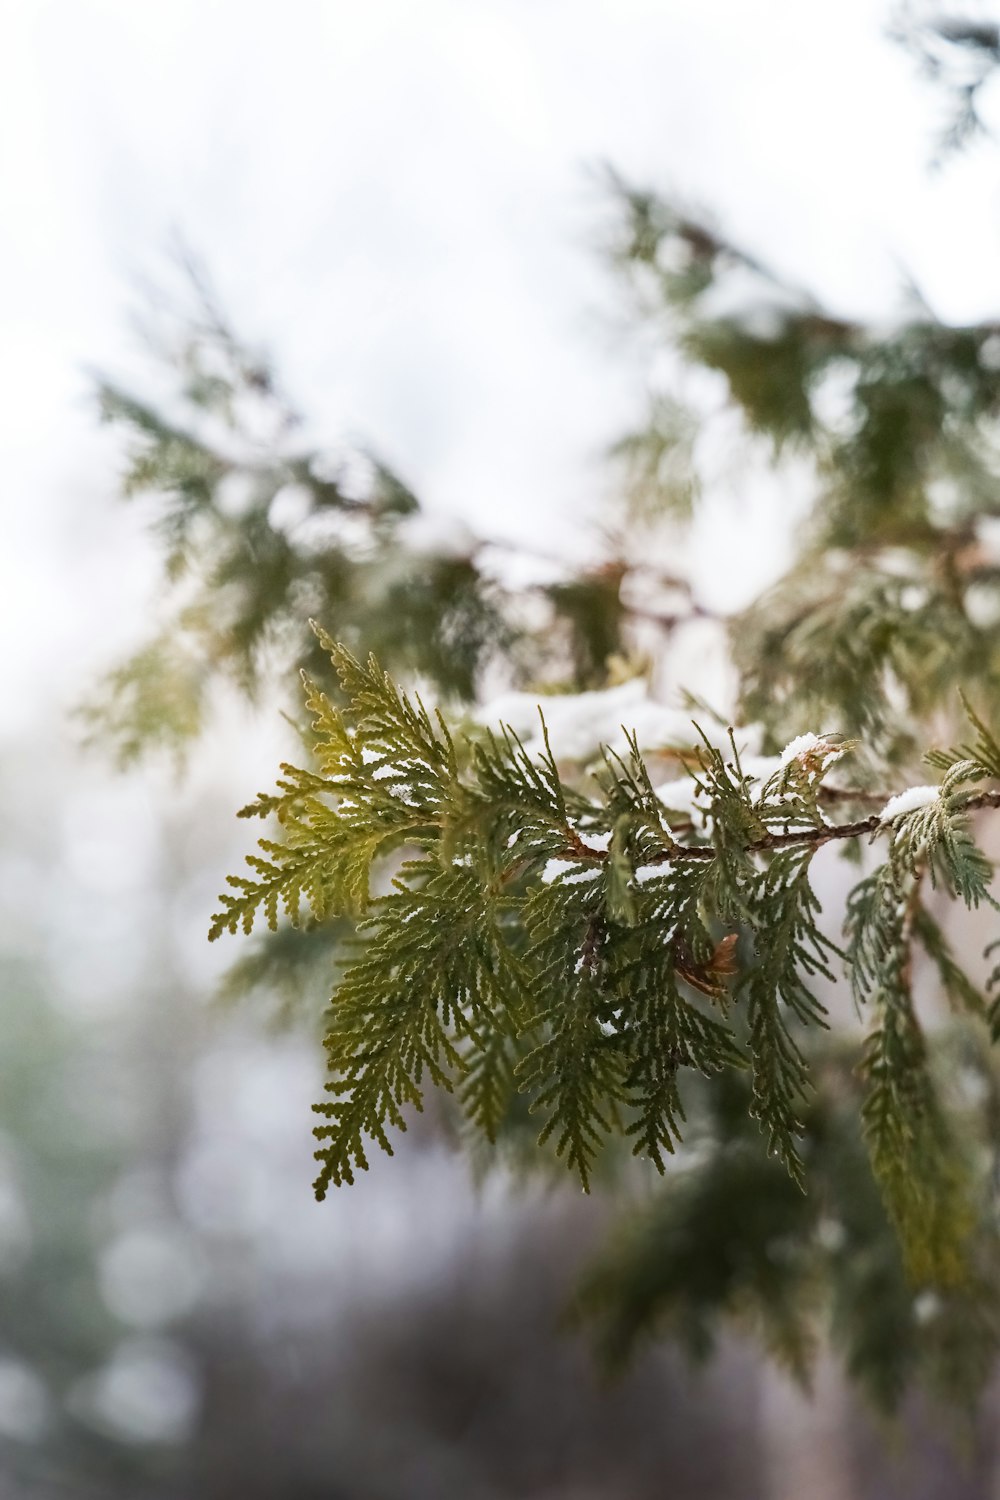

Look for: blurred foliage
[81,265,646,766]
[607,170,1000,760]
[893,2,1000,155]
[575,1040,1000,1417]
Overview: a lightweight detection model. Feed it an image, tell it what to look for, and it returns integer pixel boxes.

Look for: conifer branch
[210,639,1000,1232]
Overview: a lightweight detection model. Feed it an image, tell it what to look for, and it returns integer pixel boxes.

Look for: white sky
[4,0,1000,736]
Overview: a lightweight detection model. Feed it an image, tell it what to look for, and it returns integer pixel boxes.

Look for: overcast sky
[4,0,1000,736]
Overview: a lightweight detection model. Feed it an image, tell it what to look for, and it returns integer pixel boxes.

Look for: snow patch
[575,829,613,852]
[476,679,728,764]
[780,732,823,765]
[878,785,940,824]
[740,754,783,783]
[654,775,705,818]
[778,735,843,777]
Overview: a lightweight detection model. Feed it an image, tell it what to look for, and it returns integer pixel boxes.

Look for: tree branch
[557,788,1000,868]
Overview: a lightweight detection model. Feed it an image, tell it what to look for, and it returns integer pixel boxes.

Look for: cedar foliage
[91,24,1000,1410]
[209,639,1000,1245]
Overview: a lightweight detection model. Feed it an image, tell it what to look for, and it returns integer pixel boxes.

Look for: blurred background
[8,1,1000,1495]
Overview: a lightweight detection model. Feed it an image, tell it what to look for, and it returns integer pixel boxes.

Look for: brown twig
[556,787,1000,868]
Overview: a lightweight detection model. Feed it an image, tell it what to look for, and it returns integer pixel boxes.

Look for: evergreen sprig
[740,849,835,1185]
[312,861,524,1194]
[212,639,1000,1258]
